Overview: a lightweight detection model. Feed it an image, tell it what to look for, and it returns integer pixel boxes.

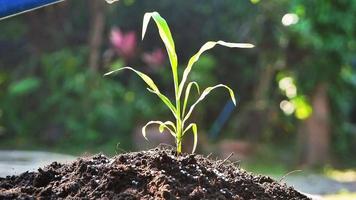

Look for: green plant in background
[0,48,150,152]
[106,11,254,154]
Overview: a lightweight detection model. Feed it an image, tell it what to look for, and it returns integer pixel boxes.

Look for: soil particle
[0,146,310,199]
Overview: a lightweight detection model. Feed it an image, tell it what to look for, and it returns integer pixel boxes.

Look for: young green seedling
[105,12,254,154]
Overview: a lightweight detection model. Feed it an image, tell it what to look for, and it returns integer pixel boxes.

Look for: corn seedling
[105,12,254,154]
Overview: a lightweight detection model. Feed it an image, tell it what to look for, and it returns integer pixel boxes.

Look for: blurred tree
[288,0,356,166]
[89,0,106,71]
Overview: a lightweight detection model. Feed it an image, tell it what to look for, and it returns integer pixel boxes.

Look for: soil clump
[0,146,310,199]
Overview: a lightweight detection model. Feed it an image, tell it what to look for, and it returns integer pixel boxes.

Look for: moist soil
[0,146,310,200]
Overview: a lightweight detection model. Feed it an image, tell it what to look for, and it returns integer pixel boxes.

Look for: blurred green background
[0,0,355,178]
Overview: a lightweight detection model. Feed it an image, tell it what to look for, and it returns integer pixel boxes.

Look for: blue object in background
[209,100,237,139]
[0,0,64,20]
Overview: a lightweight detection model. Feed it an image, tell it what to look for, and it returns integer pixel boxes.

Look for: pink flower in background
[142,48,165,68]
[110,27,137,60]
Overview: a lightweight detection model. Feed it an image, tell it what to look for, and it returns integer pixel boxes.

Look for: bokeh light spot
[280,100,295,115]
[282,13,299,26]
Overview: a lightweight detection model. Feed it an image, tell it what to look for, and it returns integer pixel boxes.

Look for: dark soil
[0,146,310,199]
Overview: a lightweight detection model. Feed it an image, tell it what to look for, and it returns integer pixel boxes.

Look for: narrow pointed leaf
[182,81,200,117]
[142,12,178,80]
[147,88,177,119]
[183,84,236,123]
[105,67,177,118]
[178,41,254,97]
[183,123,198,153]
[105,67,159,91]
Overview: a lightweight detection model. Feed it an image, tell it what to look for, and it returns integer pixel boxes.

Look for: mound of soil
[0,146,310,199]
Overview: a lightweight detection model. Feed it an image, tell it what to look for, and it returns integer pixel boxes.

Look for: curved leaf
[146,88,178,119]
[105,67,177,118]
[182,81,200,117]
[178,41,254,97]
[159,121,176,134]
[183,84,236,123]
[142,120,177,140]
[142,12,178,87]
[105,67,159,91]
[183,123,198,153]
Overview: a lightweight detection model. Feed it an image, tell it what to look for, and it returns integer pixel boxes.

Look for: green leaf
[183,84,236,123]
[142,120,177,140]
[147,88,178,119]
[158,124,165,133]
[178,41,254,97]
[163,120,177,132]
[159,121,176,134]
[142,12,178,87]
[105,67,177,118]
[105,67,159,91]
[182,81,200,117]
[183,123,198,153]
[9,77,41,96]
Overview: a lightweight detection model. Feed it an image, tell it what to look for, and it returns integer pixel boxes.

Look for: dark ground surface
[0,146,310,199]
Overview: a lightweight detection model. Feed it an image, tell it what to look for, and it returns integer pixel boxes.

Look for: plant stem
[175,87,183,153]
[173,66,182,154]
[176,117,182,153]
